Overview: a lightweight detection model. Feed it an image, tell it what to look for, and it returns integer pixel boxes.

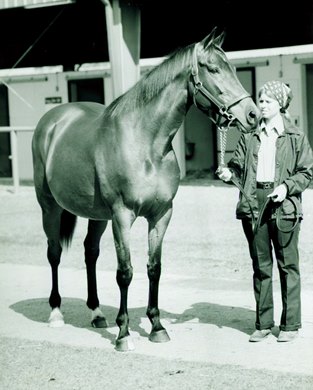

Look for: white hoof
[48,308,65,328]
[91,307,108,328]
[115,336,135,352]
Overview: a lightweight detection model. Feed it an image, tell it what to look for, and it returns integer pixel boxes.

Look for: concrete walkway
[1,184,312,389]
[1,262,312,376]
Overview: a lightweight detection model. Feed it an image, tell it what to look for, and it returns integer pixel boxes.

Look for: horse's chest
[123,170,180,215]
[145,155,179,189]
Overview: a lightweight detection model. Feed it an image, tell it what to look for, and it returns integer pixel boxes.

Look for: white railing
[0,126,35,193]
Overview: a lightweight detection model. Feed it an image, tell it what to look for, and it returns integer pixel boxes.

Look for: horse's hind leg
[42,204,65,327]
[84,219,108,328]
[147,206,173,343]
[111,207,135,351]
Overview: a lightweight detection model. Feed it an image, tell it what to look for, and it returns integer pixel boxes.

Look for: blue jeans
[242,188,301,331]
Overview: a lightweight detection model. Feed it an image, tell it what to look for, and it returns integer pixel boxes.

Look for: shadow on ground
[10,298,257,346]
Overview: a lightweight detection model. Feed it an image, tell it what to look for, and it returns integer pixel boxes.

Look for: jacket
[228,119,313,220]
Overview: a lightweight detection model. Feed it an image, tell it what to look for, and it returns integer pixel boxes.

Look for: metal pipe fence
[0,126,35,193]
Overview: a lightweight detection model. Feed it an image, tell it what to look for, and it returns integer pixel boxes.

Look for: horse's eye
[207,65,220,74]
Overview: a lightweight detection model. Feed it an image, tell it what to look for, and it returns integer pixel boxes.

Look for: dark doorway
[306,64,313,148]
[68,78,104,103]
[0,85,11,177]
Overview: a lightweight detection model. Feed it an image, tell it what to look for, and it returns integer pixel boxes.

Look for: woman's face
[258,93,281,120]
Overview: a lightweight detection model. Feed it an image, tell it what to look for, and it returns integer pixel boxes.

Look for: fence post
[9,130,19,193]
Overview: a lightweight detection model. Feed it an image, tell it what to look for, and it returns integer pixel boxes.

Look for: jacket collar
[254,117,300,137]
[260,117,284,136]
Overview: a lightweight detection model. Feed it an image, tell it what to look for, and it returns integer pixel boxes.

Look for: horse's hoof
[91,316,109,328]
[91,308,108,328]
[115,336,135,352]
[48,308,64,328]
[149,329,170,343]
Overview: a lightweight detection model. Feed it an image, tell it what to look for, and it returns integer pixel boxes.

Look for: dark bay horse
[32,29,259,351]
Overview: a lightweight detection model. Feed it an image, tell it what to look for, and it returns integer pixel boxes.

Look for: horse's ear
[200,28,225,49]
[200,26,218,49]
[213,31,225,48]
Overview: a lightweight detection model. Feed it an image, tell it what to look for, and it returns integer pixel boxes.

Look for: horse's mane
[106,43,195,118]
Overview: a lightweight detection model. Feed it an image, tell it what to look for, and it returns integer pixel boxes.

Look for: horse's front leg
[84,219,108,328]
[147,205,173,343]
[112,207,135,351]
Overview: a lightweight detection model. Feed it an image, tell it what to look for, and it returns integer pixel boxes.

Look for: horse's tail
[60,210,77,249]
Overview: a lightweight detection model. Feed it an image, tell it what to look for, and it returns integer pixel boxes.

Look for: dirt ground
[0,182,312,389]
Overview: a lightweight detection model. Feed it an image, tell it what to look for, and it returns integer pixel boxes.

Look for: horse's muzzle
[246,102,261,128]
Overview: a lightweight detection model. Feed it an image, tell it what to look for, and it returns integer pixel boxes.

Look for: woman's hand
[217,167,232,182]
[268,184,287,202]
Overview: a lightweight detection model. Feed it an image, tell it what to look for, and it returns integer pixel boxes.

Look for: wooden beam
[102,0,140,102]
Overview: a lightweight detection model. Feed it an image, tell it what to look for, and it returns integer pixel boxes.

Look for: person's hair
[258,87,292,122]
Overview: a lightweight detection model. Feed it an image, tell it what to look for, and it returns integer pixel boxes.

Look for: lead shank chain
[218,126,228,167]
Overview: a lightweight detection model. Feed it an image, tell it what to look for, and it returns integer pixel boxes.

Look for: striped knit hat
[261,80,293,112]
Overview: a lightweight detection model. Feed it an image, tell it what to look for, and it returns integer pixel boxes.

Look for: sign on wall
[45,96,62,112]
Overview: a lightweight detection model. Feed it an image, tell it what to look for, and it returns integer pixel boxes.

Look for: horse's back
[33,101,105,160]
[33,102,104,143]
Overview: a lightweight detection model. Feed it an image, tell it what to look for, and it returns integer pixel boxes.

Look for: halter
[191,44,249,169]
[191,43,251,126]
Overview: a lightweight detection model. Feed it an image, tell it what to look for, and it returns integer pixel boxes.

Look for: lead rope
[218,126,228,168]
[217,125,258,234]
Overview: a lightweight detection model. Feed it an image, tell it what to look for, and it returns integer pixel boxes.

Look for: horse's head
[189,28,260,132]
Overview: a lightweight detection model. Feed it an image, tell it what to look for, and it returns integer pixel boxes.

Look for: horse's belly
[48,171,111,220]
[56,192,111,220]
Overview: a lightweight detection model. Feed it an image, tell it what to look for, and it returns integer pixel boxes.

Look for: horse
[32,28,259,351]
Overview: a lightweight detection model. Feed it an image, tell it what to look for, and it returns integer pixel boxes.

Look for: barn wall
[1,44,313,181]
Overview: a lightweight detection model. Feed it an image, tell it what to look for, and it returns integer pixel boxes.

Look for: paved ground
[0,184,312,389]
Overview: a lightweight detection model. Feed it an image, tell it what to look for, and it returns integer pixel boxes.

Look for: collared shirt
[256,117,285,182]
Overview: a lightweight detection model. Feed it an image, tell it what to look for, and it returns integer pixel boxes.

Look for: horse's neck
[146,77,189,141]
[105,64,191,155]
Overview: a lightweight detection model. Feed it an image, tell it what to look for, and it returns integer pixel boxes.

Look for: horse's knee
[147,263,161,281]
[116,267,133,287]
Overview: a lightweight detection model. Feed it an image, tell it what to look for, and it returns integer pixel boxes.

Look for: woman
[218,80,313,342]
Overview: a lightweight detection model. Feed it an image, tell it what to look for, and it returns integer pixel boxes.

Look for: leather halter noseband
[190,42,251,126]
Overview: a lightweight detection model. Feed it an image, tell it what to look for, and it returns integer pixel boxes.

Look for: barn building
[0,0,312,188]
